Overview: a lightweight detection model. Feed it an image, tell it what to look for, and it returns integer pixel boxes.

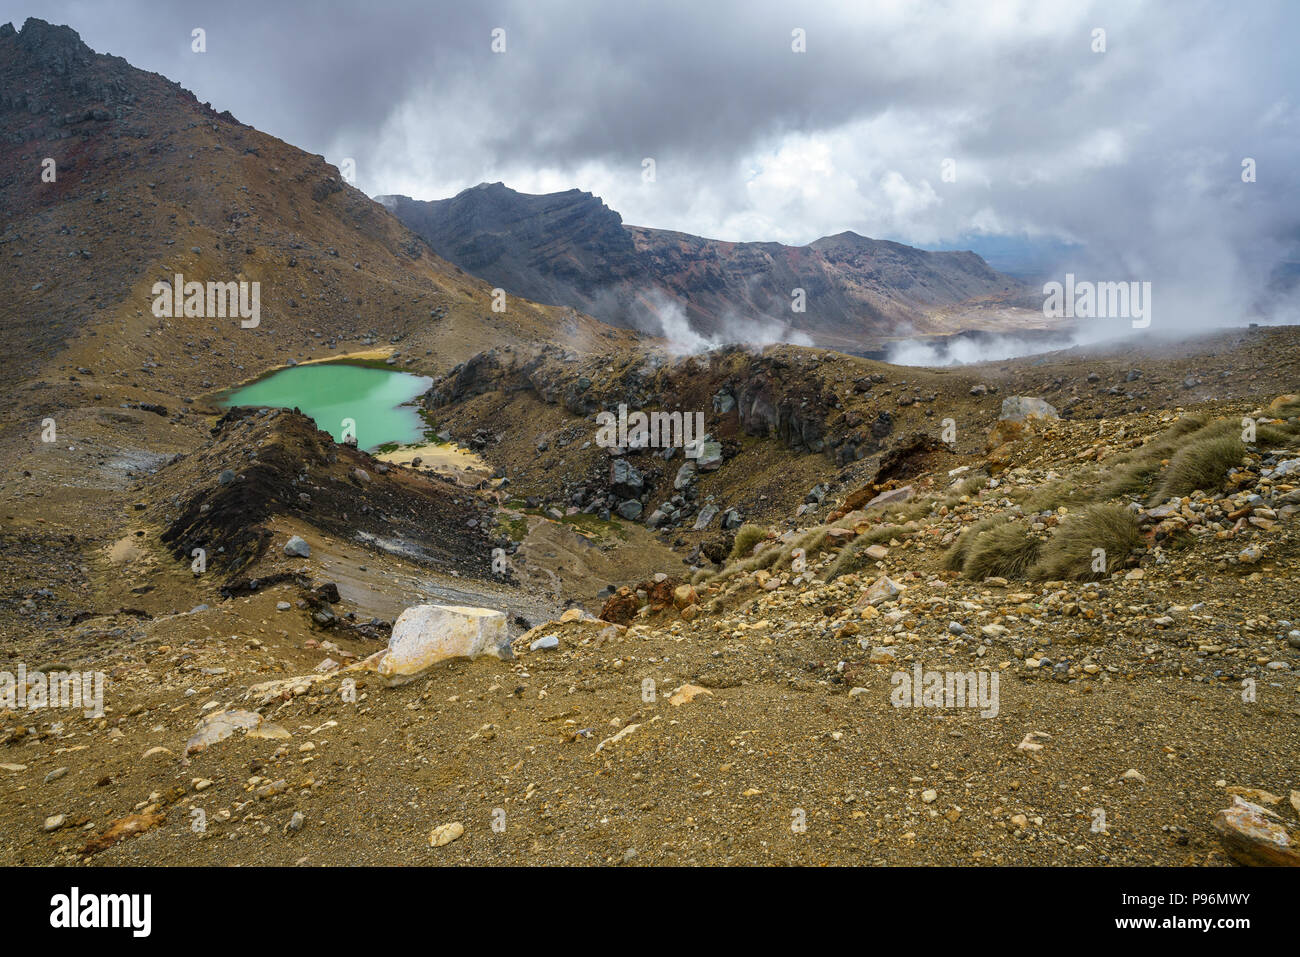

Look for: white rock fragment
[596,723,641,752]
[376,604,511,681]
[429,821,464,847]
[859,575,903,606]
[1016,731,1050,752]
[185,709,289,755]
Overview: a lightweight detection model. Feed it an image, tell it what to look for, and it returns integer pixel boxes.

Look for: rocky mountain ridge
[380,182,1042,349]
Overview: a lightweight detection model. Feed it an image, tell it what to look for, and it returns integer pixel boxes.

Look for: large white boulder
[377,604,511,680]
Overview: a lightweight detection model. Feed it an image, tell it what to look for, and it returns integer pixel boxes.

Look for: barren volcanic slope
[0,18,1298,870]
[0,20,632,393]
[381,183,1041,349]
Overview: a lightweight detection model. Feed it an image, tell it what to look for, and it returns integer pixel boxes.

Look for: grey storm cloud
[5,0,1299,328]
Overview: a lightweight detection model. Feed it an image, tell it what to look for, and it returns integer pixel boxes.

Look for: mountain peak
[8,17,93,74]
[464,181,597,203]
[385,183,1027,343]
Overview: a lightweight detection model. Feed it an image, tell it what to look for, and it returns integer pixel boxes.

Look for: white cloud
[14,0,1297,327]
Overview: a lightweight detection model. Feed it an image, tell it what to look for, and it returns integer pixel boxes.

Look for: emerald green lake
[219,363,433,451]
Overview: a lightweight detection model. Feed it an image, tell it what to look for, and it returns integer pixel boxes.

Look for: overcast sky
[6,0,1299,324]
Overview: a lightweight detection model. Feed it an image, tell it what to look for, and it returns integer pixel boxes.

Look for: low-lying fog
[628,276,1300,368]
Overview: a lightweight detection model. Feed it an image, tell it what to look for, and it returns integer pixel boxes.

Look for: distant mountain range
[380,183,1039,348]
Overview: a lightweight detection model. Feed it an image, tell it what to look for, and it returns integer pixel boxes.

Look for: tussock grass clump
[942,517,1001,572]
[1150,433,1245,503]
[765,525,834,573]
[1192,418,1250,443]
[705,524,830,586]
[721,543,782,579]
[1111,414,1209,467]
[857,524,903,547]
[1020,478,1086,513]
[1032,503,1142,580]
[941,473,988,504]
[1256,421,1300,447]
[1004,463,1103,513]
[792,525,830,556]
[729,524,768,561]
[1161,413,1211,440]
[961,520,1041,580]
[886,497,937,523]
[824,525,902,582]
[1097,460,1161,500]
[1097,415,1232,501]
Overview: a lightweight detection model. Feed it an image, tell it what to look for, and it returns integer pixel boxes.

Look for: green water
[219,362,433,451]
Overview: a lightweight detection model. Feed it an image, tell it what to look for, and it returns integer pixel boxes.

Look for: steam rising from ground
[887,273,1300,367]
[887,333,1073,367]
[885,320,1152,367]
[636,289,813,355]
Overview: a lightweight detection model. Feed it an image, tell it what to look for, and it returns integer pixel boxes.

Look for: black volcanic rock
[159,407,499,580]
[382,183,1031,347]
